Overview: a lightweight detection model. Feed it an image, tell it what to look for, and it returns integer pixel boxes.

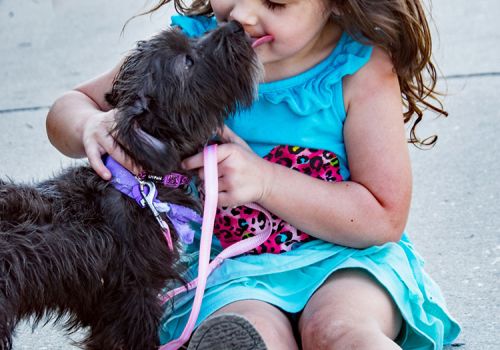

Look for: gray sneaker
[187,313,267,350]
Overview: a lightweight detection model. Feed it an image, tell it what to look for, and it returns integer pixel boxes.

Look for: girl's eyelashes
[262,0,287,11]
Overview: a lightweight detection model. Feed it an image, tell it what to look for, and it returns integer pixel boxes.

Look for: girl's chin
[255,53,274,67]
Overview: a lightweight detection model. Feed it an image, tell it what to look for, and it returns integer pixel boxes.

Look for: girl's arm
[183,47,412,248]
[46,60,138,179]
[262,47,411,248]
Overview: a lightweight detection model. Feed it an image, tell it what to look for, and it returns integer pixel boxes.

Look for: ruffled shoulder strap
[170,15,217,37]
[258,32,373,117]
[331,32,373,82]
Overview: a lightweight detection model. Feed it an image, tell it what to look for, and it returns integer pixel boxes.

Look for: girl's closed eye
[262,0,287,11]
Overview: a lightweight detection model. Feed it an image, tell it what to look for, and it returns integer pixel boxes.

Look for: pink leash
[159,144,273,350]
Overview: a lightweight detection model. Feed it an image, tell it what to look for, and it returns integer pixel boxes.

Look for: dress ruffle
[170,15,217,38]
[258,32,372,116]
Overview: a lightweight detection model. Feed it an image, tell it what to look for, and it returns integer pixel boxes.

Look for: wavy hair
[136,0,446,147]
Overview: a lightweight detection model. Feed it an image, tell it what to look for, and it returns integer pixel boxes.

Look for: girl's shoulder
[343,46,397,112]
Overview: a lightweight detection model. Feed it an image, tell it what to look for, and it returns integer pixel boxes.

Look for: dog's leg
[0,255,18,350]
[0,304,15,350]
[0,322,14,350]
[82,287,163,350]
[0,222,59,350]
[0,182,29,350]
[0,181,85,347]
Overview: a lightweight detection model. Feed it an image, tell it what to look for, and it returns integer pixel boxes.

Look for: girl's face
[211,0,337,81]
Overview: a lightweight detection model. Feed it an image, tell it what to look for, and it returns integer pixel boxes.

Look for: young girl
[46,0,461,348]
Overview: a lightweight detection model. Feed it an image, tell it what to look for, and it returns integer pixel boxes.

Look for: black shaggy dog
[0,21,259,350]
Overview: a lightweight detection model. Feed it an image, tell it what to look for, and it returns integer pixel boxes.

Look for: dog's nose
[227,20,244,34]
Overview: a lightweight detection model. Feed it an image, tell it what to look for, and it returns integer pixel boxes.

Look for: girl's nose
[229,0,258,27]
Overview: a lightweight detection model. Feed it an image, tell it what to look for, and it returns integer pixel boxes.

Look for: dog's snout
[227,20,244,34]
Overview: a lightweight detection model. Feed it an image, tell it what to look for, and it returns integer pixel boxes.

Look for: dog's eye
[184,55,194,69]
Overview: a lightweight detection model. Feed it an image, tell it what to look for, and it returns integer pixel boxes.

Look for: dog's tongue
[252,35,274,48]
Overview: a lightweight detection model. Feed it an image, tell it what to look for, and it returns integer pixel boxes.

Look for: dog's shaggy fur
[0,21,258,350]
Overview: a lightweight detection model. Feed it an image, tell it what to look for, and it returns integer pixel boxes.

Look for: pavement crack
[443,72,500,80]
[0,106,50,115]
[1,71,499,114]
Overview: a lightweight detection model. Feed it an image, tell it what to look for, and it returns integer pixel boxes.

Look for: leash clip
[138,180,174,251]
[138,180,155,207]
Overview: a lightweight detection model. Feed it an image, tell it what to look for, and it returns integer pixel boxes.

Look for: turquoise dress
[160,15,461,349]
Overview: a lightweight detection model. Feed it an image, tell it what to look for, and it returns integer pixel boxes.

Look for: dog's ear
[112,104,180,174]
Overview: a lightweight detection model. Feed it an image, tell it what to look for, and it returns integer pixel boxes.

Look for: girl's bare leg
[299,269,403,350]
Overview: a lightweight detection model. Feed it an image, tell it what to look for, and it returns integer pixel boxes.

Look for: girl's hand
[182,126,274,208]
[82,109,140,180]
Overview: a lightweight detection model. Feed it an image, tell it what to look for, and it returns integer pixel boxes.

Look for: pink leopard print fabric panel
[214,145,343,254]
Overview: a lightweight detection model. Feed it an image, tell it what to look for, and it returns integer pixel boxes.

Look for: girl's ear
[331,8,341,17]
[329,1,342,17]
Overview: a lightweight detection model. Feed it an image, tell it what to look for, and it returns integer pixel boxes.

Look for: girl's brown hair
[140,0,445,146]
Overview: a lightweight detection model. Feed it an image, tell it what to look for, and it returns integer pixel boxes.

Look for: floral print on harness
[214,145,343,254]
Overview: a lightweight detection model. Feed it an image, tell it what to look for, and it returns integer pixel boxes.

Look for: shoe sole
[187,313,267,350]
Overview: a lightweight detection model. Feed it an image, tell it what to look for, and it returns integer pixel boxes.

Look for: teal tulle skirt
[159,233,460,349]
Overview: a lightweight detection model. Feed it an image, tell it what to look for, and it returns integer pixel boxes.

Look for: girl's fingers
[218,125,239,142]
[107,145,141,175]
[217,125,233,142]
[217,192,237,208]
[182,143,236,171]
[197,166,228,183]
[85,131,139,179]
[86,144,111,180]
[181,152,204,171]
[218,126,251,150]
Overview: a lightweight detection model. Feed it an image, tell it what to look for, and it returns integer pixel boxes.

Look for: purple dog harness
[105,156,201,247]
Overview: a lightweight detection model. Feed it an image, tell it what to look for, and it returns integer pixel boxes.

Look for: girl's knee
[300,313,357,349]
[299,269,403,349]
[302,318,400,350]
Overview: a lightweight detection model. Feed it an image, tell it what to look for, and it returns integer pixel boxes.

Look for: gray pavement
[0,0,498,349]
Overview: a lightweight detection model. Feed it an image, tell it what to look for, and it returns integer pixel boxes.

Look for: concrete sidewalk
[1,0,499,349]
